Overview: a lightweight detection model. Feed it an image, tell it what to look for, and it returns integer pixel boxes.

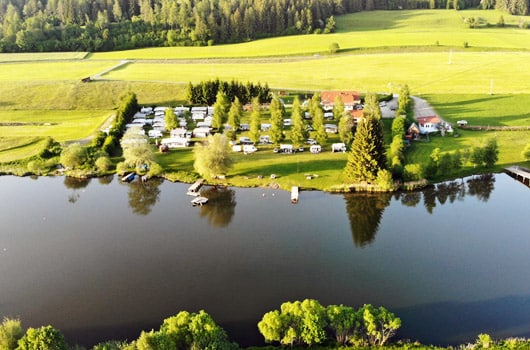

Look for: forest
[4,0,527,53]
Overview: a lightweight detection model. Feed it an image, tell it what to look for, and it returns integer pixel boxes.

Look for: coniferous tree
[344,93,386,183]
[269,95,285,145]
[313,107,328,146]
[290,96,308,147]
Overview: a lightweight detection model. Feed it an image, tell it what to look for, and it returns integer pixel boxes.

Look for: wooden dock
[505,166,530,186]
[187,179,204,196]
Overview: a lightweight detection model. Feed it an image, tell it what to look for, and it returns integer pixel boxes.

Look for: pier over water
[505,166,530,186]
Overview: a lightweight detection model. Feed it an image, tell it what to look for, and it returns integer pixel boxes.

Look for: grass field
[89,10,530,60]
[100,51,530,94]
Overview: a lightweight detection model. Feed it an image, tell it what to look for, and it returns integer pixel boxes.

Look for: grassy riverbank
[0,9,529,186]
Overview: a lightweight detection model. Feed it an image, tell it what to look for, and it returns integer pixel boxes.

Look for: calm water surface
[0,174,529,347]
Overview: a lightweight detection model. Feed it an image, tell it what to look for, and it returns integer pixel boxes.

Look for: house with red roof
[321,91,361,111]
[417,116,442,134]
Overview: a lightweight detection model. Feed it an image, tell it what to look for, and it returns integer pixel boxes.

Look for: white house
[417,116,442,134]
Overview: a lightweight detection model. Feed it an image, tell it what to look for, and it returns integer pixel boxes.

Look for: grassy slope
[89,10,530,60]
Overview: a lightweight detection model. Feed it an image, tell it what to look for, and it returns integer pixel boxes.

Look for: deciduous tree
[193,133,233,179]
[17,325,68,350]
[213,90,230,131]
[249,97,262,144]
[164,108,178,132]
[0,318,23,350]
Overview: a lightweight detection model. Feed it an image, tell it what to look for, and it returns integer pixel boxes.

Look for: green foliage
[404,163,424,181]
[249,98,262,144]
[164,109,178,132]
[328,42,340,54]
[522,143,530,160]
[258,299,327,347]
[0,317,23,350]
[344,93,386,183]
[17,325,68,350]
[136,330,175,350]
[376,169,394,191]
[186,79,271,105]
[356,304,401,346]
[120,127,155,172]
[289,96,308,147]
[193,133,233,179]
[227,97,243,137]
[60,142,88,169]
[95,156,113,172]
[391,116,406,139]
[338,113,354,146]
[160,310,237,350]
[477,333,493,348]
[326,305,359,346]
[213,90,230,131]
[269,95,285,145]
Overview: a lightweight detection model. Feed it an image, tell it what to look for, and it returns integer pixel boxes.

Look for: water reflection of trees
[98,175,114,185]
[63,177,90,203]
[199,186,236,228]
[344,193,392,247]
[127,178,162,215]
[399,174,495,213]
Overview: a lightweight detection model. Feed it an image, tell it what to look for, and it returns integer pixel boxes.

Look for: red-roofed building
[321,91,361,111]
[349,109,364,124]
[417,116,442,134]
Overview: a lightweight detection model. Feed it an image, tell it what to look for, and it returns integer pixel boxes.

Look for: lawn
[0,110,113,142]
[0,137,47,163]
[100,51,530,94]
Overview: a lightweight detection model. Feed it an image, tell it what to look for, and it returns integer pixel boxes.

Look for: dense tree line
[3,0,517,54]
[186,79,271,106]
[0,0,348,52]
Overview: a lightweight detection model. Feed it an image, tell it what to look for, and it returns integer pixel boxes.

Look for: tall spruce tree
[290,96,308,147]
[344,93,386,183]
[269,95,285,145]
[226,97,243,141]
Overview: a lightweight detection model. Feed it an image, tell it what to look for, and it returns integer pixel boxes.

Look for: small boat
[191,196,208,206]
[121,172,135,182]
[291,186,299,204]
[186,190,201,197]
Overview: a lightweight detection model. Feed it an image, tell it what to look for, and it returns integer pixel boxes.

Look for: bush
[404,163,424,181]
[95,156,113,172]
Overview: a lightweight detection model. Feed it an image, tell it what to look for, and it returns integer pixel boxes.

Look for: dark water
[0,173,529,347]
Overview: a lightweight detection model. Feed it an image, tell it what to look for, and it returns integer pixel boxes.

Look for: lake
[0,173,529,348]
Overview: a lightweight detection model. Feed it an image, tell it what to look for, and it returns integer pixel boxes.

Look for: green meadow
[0,9,529,184]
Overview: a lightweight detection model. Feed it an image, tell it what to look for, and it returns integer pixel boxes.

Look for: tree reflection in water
[98,175,114,185]
[467,174,495,202]
[344,174,496,246]
[344,192,392,247]
[198,186,236,228]
[63,177,90,204]
[127,177,163,215]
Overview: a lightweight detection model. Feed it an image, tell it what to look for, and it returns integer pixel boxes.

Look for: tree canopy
[193,133,233,179]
